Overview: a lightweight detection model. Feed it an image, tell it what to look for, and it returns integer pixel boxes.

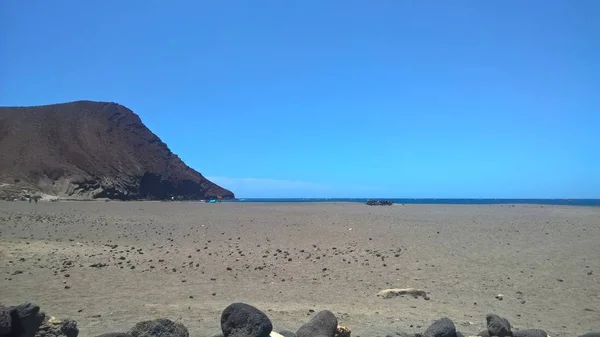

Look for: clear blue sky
[1,1,599,198]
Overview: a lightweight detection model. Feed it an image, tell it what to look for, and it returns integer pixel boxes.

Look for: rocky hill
[0,100,234,200]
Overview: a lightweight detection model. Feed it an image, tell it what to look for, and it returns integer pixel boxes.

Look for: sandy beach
[1,201,599,337]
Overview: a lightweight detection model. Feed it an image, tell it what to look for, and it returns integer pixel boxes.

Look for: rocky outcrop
[0,101,233,200]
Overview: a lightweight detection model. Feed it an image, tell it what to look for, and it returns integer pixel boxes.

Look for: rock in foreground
[296,311,338,337]
[485,314,512,337]
[128,318,188,337]
[221,303,273,337]
[424,317,458,337]
[0,303,45,337]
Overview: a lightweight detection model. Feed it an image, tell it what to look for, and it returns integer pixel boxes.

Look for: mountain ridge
[0,100,234,200]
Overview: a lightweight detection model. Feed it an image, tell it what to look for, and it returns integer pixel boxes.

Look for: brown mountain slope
[0,100,234,200]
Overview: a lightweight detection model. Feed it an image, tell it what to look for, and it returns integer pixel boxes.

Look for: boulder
[5,303,45,337]
[220,303,272,337]
[485,315,512,337]
[424,318,457,337]
[296,311,338,337]
[513,330,547,337]
[128,319,188,337]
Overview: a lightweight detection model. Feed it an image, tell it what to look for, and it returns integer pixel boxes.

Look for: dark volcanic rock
[0,307,12,335]
[220,303,272,337]
[486,314,512,337]
[296,310,338,337]
[513,329,547,337]
[60,320,78,337]
[5,303,45,337]
[424,317,457,337]
[0,101,234,200]
[35,319,78,337]
[128,319,188,337]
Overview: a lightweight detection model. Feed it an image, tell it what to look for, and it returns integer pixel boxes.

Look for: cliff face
[0,100,234,200]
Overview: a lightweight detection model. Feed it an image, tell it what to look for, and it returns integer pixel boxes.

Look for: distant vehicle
[366,199,393,206]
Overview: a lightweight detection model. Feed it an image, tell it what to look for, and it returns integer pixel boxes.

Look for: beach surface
[1,202,599,337]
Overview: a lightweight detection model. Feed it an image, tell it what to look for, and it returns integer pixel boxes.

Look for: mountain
[0,100,234,200]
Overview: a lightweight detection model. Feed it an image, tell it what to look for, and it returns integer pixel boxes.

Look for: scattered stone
[89,263,108,268]
[424,317,457,337]
[486,314,512,337]
[513,329,548,337]
[128,318,188,337]
[495,294,503,301]
[221,303,272,337]
[296,310,338,337]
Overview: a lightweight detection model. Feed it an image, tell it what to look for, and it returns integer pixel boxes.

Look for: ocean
[230,198,600,206]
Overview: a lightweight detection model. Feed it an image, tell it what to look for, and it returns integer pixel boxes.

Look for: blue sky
[1,1,599,198]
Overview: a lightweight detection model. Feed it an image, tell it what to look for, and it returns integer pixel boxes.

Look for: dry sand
[0,201,599,337]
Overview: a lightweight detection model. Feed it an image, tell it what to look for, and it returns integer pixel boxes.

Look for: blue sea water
[230,198,600,206]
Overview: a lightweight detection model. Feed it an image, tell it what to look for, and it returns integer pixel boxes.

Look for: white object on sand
[377,288,429,299]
